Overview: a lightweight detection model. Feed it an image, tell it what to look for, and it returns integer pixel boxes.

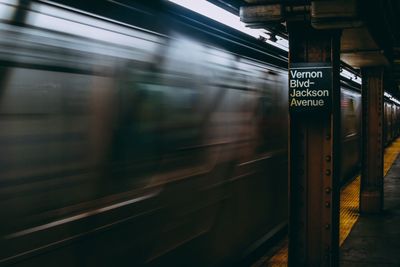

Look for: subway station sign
[289,63,332,113]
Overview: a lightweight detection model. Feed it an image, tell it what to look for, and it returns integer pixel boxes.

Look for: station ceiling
[210,0,400,95]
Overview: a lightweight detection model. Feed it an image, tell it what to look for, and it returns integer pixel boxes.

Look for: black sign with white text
[289,63,332,113]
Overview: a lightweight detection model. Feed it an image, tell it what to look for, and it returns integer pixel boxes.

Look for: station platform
[253,138,400,267]
[340,141,400,266]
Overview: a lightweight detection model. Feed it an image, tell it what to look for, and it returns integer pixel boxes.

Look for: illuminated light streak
[167,0,289,51]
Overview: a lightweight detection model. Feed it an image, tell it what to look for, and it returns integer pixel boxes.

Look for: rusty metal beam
[360,67,384,213]
[288,22,341,267]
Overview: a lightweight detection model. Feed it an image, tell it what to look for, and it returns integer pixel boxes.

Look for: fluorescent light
[384,92,392,98]
[391,98,400,105]
[340,68,361,85]
[384,91,400,105]
[167,0,288,51]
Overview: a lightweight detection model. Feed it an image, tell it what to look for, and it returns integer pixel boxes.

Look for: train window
[342,95,359,137]
[0,0,17,21]
[0,68,92,115]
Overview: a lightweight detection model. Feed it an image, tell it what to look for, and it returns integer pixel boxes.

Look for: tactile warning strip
[339,175,360,246]
[261,137,400,267]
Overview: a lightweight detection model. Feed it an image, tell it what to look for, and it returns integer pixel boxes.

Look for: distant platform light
[384,92,400,105]
[167,0,289,51]
[340,68,362,85]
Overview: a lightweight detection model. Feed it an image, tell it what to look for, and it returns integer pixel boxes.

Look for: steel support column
[288,22,341,267]
[360,68,384,214]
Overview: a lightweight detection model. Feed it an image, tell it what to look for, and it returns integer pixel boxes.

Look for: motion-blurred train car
[1,1,397,266]
[384,101,400,146]
[0,1,288,266]
[340,88,361,184]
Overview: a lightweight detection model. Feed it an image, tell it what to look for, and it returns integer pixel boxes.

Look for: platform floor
[340,143,400,266]
[253,138,400,267]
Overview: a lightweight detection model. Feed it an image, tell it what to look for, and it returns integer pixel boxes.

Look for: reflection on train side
[0,1,288,266]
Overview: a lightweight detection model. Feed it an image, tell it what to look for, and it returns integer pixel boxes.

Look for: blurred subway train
[384,101,400,146]
[0,1,397,266]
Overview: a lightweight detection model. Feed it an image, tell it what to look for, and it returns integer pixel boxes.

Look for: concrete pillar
[288,22,341,267]
[360,67,384,214]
